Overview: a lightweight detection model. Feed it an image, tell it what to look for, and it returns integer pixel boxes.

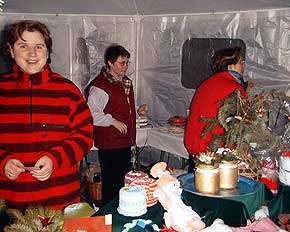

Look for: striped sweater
[0,64,93,210]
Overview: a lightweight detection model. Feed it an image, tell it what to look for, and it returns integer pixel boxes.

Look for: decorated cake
[125,171,158,207]
[117,186,147,217]
[131,176,158,207]
[124,171,149,185]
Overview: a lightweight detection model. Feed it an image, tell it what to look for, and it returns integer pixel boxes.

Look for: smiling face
[10,30,48,74]
[108,55,130,77]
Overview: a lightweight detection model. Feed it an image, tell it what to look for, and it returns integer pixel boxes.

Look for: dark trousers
[98,147,132,206]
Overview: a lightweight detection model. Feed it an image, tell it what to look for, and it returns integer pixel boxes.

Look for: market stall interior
[0,0,290,231]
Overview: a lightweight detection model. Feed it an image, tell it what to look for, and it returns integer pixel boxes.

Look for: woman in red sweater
[184,47,247,169]
[0,20,93,209]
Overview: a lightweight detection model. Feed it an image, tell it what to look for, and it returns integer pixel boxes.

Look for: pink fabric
[231,217,280,232]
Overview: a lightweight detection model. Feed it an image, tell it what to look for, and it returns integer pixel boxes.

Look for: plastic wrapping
[0,9,289,127]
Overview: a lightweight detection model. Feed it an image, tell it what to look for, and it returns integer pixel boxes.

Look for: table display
[177,173,269,226]
[94,197,165,232]
[178,173,259,198]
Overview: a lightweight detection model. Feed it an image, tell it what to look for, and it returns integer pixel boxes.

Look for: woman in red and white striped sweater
[0,20,93,210]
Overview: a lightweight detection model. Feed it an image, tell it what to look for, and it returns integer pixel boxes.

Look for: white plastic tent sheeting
[3,0,290,15]
[1,6,290,126]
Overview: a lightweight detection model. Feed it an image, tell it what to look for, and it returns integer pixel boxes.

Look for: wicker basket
[238,152,260,180]
[84,164,102,201]
[85,179,102,201]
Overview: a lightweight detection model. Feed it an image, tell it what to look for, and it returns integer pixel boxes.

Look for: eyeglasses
[117,61,131,66]
[238,59,246,64]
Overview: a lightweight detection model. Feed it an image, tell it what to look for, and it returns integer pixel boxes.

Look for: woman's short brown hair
[3,20,52,63]
[104,44,130,67]
[210,47,242,74]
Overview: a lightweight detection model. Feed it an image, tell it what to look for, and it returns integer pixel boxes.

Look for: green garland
[0,199,65,232]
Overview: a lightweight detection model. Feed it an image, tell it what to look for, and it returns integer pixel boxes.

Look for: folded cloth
[231,217,280,232]
[254,206,269,220]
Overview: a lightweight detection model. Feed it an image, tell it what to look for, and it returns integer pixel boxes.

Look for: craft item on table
[219,161,239,189]
[136,116,148,128]
[124,170,149,185]
[216,148,239,189]
[159,126,185,135]
[278,151,290,186]
[117,185,147,217]
[131,176,158,207]
[178,172,259,198]
[121,219,159,232]
[259,157,278,194]
[231,217,280,232]
[150,162,205,232]
[168,116,187,127]
[195,164,220,194]
[200,218,232,232]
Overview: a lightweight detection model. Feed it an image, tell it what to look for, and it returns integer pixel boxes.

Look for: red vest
[89,74,136,149]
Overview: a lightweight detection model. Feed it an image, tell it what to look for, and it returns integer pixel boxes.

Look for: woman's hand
[31,156,53,181]
[112,120,128,134]
[4,159,25,180]
[137,104,149,116]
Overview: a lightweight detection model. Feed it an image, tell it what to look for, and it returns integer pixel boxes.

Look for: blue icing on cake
[117,185,147,217]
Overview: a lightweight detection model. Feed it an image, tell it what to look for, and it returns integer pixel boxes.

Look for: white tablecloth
[90,127,189,160]
[147,128,189,159]
[136,126,151,147]
[91,127,151,150]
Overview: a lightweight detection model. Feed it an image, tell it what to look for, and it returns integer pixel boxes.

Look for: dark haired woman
[85,44,148,206]
[184,47,247,162]
[0,20,93,209]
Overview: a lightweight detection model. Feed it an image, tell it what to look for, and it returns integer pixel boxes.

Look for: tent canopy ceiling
[3,0,290,15]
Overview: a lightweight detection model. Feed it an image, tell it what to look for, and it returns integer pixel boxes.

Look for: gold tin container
[195,165,219,194]
[219,161,238,189]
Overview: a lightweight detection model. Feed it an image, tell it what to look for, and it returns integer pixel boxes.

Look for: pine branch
[200,88,290,156]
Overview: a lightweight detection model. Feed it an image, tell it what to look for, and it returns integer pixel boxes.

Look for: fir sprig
[4,207,64,232]
[201,89,290,155]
